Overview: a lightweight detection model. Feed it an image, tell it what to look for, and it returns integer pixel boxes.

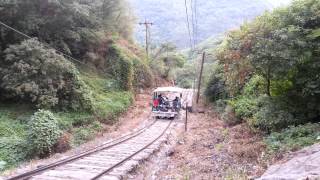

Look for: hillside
[4,0,318,179]
[129,0,291,48]
[204,0,320,178]
[0,0,153,171]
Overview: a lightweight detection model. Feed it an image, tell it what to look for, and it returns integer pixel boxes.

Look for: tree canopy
[0,0,135,56]
[0,0,152,109]
[207,0,320,132]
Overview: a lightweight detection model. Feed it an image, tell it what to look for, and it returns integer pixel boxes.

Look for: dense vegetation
[150,43,186,83]
[206,0,320,154]
[0,0,153,171]
[0,39,94,111]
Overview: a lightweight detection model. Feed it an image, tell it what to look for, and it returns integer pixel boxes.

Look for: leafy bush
[91,121,104,132]
[93,91,133,122]
[105,44,134,91]
[0,118,28,138]
[28,110,62,157]
[228,75,266,120]
[71,127,95,146]
[56,111,94,131]
[81,73,133,122]
[0,39,94,111]
[150,59,167,78]
[0,137,30,170]
[249,96,297,132]
[229,94,301,132]
[205,63,227,102]
[71,121,103,146]
[265,123,320,153]
[174,61,198,89]
[243,75,266,96]
[0,104,31,170]
[214,99,228,114]
[151,53,185,79]
[222,105,242,126]
[229,96,259,120]
[132,58,154,89]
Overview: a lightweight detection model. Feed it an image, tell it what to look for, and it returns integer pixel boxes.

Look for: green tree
[0,0,134,59]
[249,13,306,96]
[207,0,320,131]
[151,43,186,80]
[0,39,94,111]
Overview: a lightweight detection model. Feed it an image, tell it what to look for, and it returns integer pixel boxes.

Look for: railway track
[7,119,173,180]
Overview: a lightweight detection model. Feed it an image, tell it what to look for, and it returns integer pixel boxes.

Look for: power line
[184,0,193,50]
[184,0,199,93]
[0,21,33,39]
[0,21,89,67]
[190,0,196,49]
[0,20,143,84]
[188,0,199,94]
[147,22,152,56]
[194,0,198,45]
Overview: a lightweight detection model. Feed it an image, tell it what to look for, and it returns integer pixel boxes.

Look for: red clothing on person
[153,99,159,107]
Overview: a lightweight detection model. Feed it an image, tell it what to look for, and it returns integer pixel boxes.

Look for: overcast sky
[268,0,293,7]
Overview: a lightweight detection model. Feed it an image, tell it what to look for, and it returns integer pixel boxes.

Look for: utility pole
[196,52,205,104]
[139,20,153,59]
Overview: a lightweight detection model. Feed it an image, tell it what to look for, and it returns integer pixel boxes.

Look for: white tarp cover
[153,87,183,93]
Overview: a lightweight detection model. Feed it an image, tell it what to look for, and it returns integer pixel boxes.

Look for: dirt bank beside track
[128,105,268,179]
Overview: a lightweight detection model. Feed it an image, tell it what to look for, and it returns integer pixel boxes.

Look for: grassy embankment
[0,71,133,172]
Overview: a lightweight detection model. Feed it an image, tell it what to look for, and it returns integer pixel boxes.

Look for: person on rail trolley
[153,96,159,110]
[173,96,181,111]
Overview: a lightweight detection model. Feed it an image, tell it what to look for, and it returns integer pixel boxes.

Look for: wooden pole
[139,20,153,60]
[185,103,188,132]
[196,52,205,104]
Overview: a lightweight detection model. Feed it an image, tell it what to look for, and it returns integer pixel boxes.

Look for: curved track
[7,119,172,180]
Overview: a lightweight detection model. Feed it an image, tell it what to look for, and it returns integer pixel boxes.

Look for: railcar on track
[152,87,183,119]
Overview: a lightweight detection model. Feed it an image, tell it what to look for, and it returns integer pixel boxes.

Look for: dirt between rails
[127,105,268,180]
[1,89,154,178]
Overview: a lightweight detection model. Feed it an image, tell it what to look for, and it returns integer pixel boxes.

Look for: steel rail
[91,120,173,180]
[7,118,158,180]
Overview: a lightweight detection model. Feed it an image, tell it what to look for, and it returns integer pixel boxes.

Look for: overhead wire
[147,22,152,56]
[190,0,196,49]
[184,0,193,51]
[0,20,153,83]
[190,0,201,93]
[194,0,198,46]
[184,0,197,90]
[0,20,92,68]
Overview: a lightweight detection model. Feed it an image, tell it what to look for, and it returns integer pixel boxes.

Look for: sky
[267,0,293,7]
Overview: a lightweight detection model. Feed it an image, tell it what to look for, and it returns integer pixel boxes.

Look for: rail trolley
[151,87,183,119]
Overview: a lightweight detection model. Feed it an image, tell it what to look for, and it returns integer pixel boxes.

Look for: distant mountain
[129,0,291,48]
